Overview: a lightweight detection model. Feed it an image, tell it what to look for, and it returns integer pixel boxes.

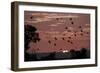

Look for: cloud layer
[24,11,90,53]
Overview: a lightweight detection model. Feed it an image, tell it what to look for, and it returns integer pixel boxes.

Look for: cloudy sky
[24,11,90,54]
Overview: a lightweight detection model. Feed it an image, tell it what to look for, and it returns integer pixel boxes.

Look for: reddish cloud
[25,11,90,53]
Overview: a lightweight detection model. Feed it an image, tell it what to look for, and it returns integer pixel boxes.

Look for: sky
[24,11,90,54]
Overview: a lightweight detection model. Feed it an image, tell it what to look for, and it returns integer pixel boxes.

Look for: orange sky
[24,11,90,53]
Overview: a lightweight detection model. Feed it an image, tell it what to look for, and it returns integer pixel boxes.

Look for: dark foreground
[24,48,90,61]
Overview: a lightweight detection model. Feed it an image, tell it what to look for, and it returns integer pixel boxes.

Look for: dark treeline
[25,48,90,61]
[69,48,90,59]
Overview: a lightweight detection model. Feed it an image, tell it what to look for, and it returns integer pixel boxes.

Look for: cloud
[83,28,90,32]
[85,24,90,27]
[25,12,79,23]
[68,27,74,30]
[48,24,58,27]
[46,15,78,19]
[31,12,79,18]
[25,17,52,23]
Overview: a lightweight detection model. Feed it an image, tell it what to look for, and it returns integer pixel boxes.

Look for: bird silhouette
[62,37,65,40]
[70,41,73,44]
[56,18,59,21]
[80,29,83,32]
[86,32,89,34]
[74,34,76,36]
[69,18,72,20]
[54,43,56,46]
[68,37,71,39]
[80,33,83,36]
[65,27,68,29]
[63,34,66,36]
[79,26,82,28]
[54,37,57,40]
[60,48,62,50]
[71,22,74,24]
[48,40,51,44]
[30,16,33,19]
[67,40,70,42]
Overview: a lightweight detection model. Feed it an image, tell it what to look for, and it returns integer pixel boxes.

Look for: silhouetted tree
[74,51,81,59]
[80,48,87,58]
[69,48,90,59]
[24,25,40,61]
[41,52,56,60]
[69,49,76,59]
[25,53,38,61]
